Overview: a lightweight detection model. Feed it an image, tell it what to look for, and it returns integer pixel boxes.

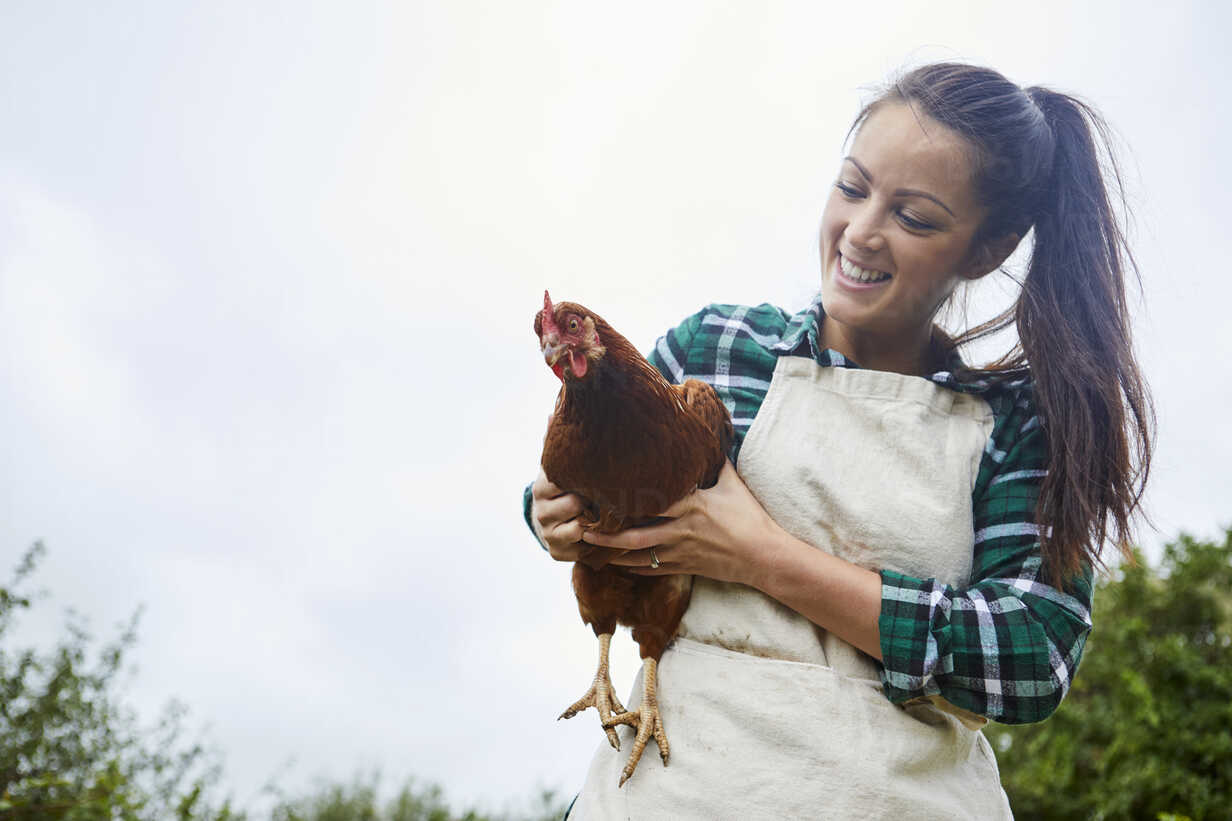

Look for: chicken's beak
[542,339,567,367]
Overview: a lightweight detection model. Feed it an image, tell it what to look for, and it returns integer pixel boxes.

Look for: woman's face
[819,101,993,355]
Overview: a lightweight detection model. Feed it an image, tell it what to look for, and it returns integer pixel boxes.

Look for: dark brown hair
[850,62,1154,584]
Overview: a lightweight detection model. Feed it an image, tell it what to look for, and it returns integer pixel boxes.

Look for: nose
[843,202,886,254]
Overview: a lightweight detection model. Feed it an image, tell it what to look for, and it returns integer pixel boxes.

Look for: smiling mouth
[838,252,892,284]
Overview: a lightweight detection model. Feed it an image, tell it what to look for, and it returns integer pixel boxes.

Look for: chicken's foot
[559,632,626,750]
[604,657,668,787]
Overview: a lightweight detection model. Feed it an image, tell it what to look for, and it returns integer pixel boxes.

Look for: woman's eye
[836,182,934,231]
[898,212,933,231]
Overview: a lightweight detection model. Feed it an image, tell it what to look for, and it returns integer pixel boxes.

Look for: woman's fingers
[626,564,674,575]
[535,492,586,529]
[531,468,566,501]
[529,468,595,563]
[606,546,664,567]
[547,518,614,563]
[658,492,696,519]
[547,516,584,547]
[582,521,676,552]
[547,542,584,562]
[546,540,584,562]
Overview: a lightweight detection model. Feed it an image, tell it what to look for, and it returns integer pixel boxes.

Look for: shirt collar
[770,292,1025,395]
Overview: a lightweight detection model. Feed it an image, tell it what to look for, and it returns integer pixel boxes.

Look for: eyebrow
[843,157,956,217]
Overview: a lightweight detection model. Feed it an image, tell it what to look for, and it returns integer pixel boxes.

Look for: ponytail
[855,64,1155,585]
[1013,88,1153,581]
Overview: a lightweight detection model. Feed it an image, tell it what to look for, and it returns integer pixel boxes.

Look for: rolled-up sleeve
[877,394,1094,725]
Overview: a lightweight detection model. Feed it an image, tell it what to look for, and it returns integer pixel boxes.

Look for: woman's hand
[581,459,886,659]
[530,466,591,562]
[580,460,788,588]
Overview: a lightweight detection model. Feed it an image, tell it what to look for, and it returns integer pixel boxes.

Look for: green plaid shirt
[524,294,1092,725]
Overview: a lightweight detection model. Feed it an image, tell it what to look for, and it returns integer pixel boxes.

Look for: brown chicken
[534,291,733,786]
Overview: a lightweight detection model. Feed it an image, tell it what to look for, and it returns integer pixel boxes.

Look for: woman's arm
[582,461,886,659]
[749,518,886,661]
[877,409,1094,725]
[584,392,1093,724]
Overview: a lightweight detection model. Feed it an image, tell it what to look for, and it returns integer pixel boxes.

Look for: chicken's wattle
[570,350,589,378]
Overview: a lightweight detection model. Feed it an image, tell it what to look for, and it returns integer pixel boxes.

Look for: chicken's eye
[568,318,580,333]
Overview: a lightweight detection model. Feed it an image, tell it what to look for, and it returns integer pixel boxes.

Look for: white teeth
[839,255,891,283]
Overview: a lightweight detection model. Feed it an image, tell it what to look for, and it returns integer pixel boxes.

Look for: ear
[961,232,1021,281]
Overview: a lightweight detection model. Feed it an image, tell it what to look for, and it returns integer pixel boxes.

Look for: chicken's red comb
[541,290,560,335]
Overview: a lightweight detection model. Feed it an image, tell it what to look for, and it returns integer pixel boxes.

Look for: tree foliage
[989,528,1232,820]
[0,543,569,821]
[25,528,1229,820]
[0,542,238,821]
[267,773,567,821]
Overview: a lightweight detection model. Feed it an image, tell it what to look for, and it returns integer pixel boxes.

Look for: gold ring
[649,548,660,569]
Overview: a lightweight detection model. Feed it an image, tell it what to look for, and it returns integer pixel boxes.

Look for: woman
[525,62,1152,819]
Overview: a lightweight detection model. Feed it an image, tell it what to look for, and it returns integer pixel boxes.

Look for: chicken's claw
[603,657,668,786]
[558,633,626,750]
[559,682,625,751]
[605,702,669,786]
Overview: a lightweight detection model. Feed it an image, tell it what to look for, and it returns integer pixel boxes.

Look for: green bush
[989,529,1232,820]
[0,542,238,821]
[0,543,567,821]
[267,774,567,821]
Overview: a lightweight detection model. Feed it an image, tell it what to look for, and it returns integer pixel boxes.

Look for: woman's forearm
[580,462,887,660]
[750,528,885,661]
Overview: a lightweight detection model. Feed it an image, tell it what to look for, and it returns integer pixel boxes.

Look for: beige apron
[571,356,1014,820]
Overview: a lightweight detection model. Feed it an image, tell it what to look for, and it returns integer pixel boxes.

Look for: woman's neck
[819,317,942,377]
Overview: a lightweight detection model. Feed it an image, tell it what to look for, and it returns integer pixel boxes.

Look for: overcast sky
[2,0,1228,814]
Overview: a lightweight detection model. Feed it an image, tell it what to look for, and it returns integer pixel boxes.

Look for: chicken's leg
[604,657,669,787]
[558,632,626,750]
